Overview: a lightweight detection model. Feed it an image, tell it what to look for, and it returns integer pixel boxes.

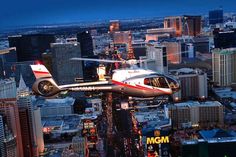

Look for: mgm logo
[146,136,169,145]
[146,130,169,145]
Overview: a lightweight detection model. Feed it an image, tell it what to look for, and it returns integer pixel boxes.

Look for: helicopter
[30,58,180,98]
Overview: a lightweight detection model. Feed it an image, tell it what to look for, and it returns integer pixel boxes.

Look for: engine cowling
[32,78,61,97]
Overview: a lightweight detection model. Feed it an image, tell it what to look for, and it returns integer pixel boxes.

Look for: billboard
[146,130,170,157]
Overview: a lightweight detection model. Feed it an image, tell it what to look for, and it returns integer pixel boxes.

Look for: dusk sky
[0,0,236,30]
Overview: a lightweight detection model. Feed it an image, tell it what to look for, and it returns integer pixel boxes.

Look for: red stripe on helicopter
[112,80,171,94]
[33,70,50,75]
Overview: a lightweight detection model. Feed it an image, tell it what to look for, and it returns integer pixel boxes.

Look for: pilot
[144,78,150,85]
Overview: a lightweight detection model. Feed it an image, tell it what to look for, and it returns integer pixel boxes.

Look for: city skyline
[1,0,236,30]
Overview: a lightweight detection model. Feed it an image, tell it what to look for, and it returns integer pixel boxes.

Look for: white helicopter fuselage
[110,68,175,97]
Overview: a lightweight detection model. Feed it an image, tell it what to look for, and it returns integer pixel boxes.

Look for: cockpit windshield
[144,77,169,88]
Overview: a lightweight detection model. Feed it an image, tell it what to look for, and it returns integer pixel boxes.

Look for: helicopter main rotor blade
[70,57,123,63]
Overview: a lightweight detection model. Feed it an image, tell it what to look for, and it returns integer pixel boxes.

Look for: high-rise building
[51,42,83,84]
[0,79,23,157]
[77,31,94,57]
[162,41,182,64]
[109,20,120,33]
[212,48,236,86]
[0,115,5,157]
[182,15,202,36]
[213,28,236,49]
[209,9,223,25]
[164,15,201,36]
[168,101,224,129]
[146,43,168,73]
[3,126,17,157]
[8,34,55,62]
[164,16,183,36]
[170,68,208,100]
[17,75,43,157]
[33,108,44,155]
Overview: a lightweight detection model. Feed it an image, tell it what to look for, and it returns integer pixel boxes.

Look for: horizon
[1,0,236,31]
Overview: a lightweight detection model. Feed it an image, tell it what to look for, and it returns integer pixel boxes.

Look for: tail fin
[30,64,52,79]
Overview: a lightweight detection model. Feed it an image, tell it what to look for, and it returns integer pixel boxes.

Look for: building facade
[146,43,168,74]
[209,9,223,25]
[51,42,83,84]
[168,101,224,129]
[8,34,55,62]
[212,48,236,86]
[170,68,208,100]
[162,41,182,64]
[164,16,183,36]
[17,75,44,157]
[77,31,94,57]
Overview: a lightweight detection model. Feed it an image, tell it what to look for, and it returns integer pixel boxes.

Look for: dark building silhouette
[77,31,98,81]
[132,42,147,59]
[213,28,236,49]
[209,9,223,25]
[77,31,94,57]
[8,34,55,62]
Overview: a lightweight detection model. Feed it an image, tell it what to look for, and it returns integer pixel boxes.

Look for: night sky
[0,0,236,30]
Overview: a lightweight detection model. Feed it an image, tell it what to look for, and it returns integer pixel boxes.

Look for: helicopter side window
[150,77,169,88]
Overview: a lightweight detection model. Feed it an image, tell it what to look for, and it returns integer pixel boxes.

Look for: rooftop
[212,48,236,55]
[133,108,171,135]
[213,88,236,99]
[182,129,236,145]
[172,101,223,108]
[33,97,75,108]
[169,68,204,75]
[42,114,82,131]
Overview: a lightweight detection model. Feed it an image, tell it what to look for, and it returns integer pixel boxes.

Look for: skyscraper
[182,15,202,36]
[212,48,236,86]
[0,115,5,157]
[3,125,17,157]
[77,31,94,57]
[164,15,201,37]
[170,68,208,100]
[209,9,223,25]
[168,101,224,129]
[8,34,55,62]
[33,108,44,155]
[164,16,183,36]
[51,41,83,84]
[146,43,168,73]
[0,79,23,157]
[17,75,44,157]
[213,28,236,49]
